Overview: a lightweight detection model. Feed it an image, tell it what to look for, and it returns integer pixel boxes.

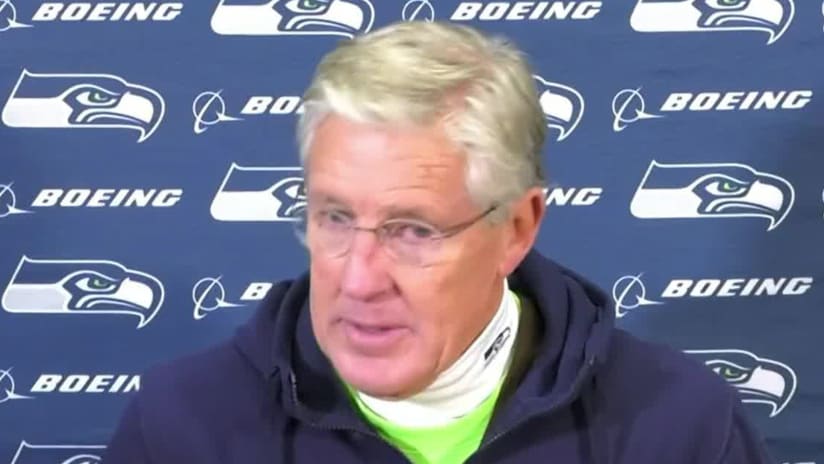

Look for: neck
[354,278,520,427]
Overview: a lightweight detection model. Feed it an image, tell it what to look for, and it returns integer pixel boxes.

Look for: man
[104,21,775,463]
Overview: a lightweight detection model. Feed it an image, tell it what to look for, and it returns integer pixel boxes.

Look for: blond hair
[297,21,546,220]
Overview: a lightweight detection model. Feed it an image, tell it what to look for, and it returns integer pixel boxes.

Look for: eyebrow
[308,193,440,223]
[381,205,436,223]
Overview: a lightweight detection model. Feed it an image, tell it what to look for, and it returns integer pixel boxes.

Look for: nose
[339,229,393,300]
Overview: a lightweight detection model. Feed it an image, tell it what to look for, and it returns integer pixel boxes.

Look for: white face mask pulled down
[355,279,520,428]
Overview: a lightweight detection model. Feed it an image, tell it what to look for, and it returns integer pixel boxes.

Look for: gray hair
[297,20,547,221]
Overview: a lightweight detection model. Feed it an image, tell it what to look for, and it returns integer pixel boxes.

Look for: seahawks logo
[211,0,374,37]
[630,0,794,45]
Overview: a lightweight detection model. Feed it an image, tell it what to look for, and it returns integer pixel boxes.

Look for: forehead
[305,114,470,210]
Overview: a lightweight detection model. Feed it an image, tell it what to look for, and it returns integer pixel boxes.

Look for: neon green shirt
[344,292,521,464]
[347,375,505,464]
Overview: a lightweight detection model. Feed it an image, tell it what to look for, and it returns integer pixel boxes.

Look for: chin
[334,352,424,399]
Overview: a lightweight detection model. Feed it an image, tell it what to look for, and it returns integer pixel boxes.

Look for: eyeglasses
[292,204,498,267]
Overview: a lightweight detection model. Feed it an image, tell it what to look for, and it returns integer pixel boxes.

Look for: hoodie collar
[233,249,615,429]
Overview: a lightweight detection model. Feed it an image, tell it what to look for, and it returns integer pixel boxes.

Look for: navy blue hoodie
[103,250,776,463]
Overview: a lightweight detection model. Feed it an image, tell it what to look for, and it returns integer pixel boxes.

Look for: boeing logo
[30,188,183,208]
[402,0,434,21]
[0,1,182,34]
[630,0,795,45]
[192,276,244,320]
[193,278,276,319]
[450,1,602,21]
[612,88,812,131]
[192,90,242,135]
[29,2,182,22]
[613,274,813,318]
[1,185,182,213]
[0,182,33,218]
[211,0,375,38]
[612,273,664,319]
[11,441,105,464]
[241,95,304,115]
[31,373,140,393]
[2,371,140,406]
[543,186,602,206]
[0,368,34,404]
[0,0,32,31]
[630,161,795,231]
[193,91,304,133]
[2,69,165,142]
[611,88,663,132]
[686,349,797,417]
[661,90,812,112]
[2,256,165,328]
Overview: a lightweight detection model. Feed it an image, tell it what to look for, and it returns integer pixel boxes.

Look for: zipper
[287,371,414,463]
[465,357,597,463]
[286,355,596,464]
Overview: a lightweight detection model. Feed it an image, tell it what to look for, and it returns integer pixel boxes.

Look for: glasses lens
[309,209,354,257]
[290,209,452,266]
[288,204,308,247]
[383,221,442,267]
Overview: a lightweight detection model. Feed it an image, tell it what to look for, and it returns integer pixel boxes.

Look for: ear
[498,187,546,277]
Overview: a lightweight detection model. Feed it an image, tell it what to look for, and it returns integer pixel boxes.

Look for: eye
[385,221,438,244]
[705,0,748,10]
[74,87,119,107]
[709,362,751,383]
[75,275,118,293]
[287,0,331,13]
[317,209,352,230]
[705,179,748,196]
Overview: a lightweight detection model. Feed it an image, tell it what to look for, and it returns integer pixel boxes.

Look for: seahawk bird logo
[686,349,797,417]
[630,160,794,231]
[10,441,105,464]
[210,163,306,222]
[534,75,584,142]
[1,256,164,329]
[630,0,795,45]
[211,0,374,37]
[1,69,164,142]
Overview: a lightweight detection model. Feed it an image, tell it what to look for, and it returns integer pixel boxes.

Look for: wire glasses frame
[291,204,499,266]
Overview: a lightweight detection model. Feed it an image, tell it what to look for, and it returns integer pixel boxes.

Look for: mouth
[340,319,409,354]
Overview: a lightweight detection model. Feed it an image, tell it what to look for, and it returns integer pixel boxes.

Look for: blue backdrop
[1,1,822,462]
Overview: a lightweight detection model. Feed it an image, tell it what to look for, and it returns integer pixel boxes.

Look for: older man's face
[306,113,508,399]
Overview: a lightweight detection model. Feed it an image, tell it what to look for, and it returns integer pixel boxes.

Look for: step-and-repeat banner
[1,1,822,462]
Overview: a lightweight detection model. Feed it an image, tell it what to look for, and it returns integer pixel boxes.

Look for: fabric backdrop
[0,1,821,462]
